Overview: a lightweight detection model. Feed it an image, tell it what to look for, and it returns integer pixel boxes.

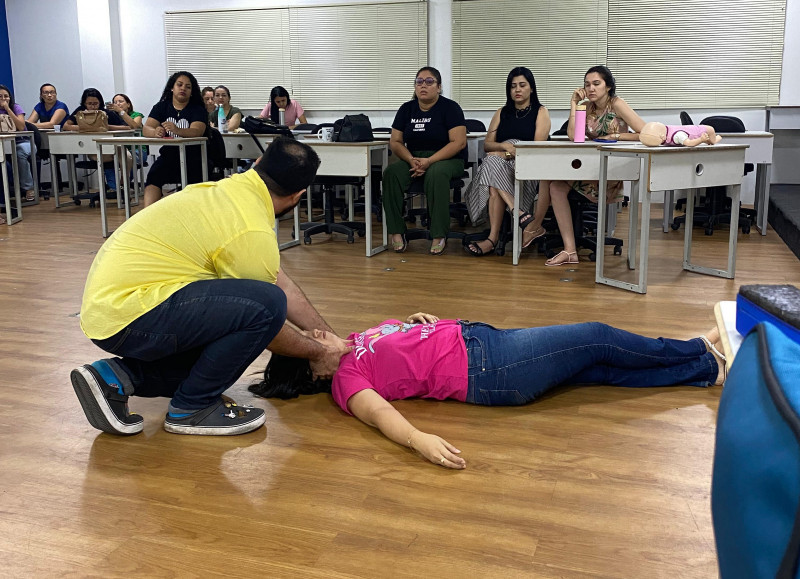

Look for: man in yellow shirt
[71,137,348,436]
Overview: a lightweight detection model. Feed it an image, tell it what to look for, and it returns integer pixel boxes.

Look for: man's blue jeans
[461,321,717,406]
[92,279,287,410]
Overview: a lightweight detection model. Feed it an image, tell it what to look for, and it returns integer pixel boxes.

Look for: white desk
[513,141,641,266]
[93,136,208,238]
[596,144,748,294]
[663,132,774,235]
[301,139,389,257]
[714,301,741,368]
[1,131,39,225]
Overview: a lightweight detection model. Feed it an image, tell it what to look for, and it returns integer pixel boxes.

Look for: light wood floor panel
[2,199,799,577]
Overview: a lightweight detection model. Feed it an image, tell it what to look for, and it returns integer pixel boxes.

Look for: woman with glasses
[260,86,306,129]
[252,313,726,469]
[209,85,242,132]
[463,67,551,257]
[0,84,36,211]
[27,83,69,129]
[383,66,467,255]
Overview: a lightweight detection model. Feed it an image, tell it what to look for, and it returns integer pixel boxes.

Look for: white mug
[316,127,334,142]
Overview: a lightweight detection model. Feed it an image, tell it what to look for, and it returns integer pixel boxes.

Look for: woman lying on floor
[251,313,725,469]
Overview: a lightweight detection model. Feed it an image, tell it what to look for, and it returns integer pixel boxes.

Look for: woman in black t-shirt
[463,67,551,257]
[142,71,207,206]
[383,67,467,255]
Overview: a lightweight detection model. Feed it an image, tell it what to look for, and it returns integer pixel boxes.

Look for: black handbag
[333,114,373,142]
[242,116,293,153]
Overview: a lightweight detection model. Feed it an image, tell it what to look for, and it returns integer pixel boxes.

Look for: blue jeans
[92,279,287,409]
[6,140,34,190]
[461,321,717,406]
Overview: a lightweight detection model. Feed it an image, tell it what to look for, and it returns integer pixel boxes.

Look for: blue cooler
[737,285,800,345]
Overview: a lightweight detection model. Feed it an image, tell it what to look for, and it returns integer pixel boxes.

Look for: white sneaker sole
[71,366,143,435]
[163,412,266,436]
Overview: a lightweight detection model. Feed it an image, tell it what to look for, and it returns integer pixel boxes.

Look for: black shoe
[163,397,265,436]
[71,364,143,435]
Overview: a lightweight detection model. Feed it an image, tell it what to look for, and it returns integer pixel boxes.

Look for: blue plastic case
[737,294,800,344]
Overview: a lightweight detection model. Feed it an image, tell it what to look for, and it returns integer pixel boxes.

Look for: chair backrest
[465,118,486,133]
[552,119,569,136]
[24,121,42,151]
[204,126,227,172]
[679,111,694,125]
[700,115,745,133]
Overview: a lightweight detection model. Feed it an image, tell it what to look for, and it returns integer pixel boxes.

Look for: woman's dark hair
[39,83,56,104]
[501,66,543,119]
[585,65,616,98]
[112,93,133,113]
[70,88,104,116]
[0,84,16,110]
[249,353,332,400]
[159,71,203,108]
[269,85,291,123]
[412,66,442,100]
[214,85,231,99]
[202,86,214,95]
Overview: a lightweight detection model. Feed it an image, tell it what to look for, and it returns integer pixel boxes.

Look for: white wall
[6,0,798,200]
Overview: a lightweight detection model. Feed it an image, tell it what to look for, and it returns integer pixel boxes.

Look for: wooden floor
[2,197,799,578]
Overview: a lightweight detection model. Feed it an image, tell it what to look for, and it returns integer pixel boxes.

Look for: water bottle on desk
[217,105,228,133]
[278,108,286,126]
[573,104,586,143]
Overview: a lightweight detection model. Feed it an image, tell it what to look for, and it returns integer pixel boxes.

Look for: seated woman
[107,93,145,189]
[0,84,36,209]
[63,88,130,193]
[27,83,69,129]
[259,86,307,129]
[383,66,467,255]
[202,86,216,115]
[208,85,242,132]
[538,65,645,266]
[463,67,551,256]
[141,71,207,206]
[253,313,726,469]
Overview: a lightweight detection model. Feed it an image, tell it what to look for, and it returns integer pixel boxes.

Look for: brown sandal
[522,226,546,249]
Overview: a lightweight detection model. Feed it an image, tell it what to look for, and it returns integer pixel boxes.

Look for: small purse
[76,110,109,133]
[0,114,16,133]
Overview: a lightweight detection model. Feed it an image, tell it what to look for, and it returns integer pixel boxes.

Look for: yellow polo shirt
[80,169,280,340]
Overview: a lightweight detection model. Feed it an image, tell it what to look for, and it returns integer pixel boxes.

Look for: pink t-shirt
[331,319,469,414]
[259,99,305,125]
[665,124,708,146]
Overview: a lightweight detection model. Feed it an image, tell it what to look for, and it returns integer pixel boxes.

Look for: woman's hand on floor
[409,431,466,469]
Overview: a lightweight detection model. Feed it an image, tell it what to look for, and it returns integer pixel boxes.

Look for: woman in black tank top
[463,67,551,257]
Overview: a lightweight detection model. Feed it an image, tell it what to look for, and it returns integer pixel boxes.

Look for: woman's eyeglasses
[415,77,437,86]
[42,91,57,96]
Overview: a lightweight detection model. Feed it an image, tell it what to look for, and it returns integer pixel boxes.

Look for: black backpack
[333,114,374,142]
[204,126,227,179]
[242,116,293,154]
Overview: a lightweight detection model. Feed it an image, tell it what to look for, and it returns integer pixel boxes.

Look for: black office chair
[670,115,755,235]
[679,111,694,125]
[553,119,569,136]
[301,125,366,244]
[541,191,623,261]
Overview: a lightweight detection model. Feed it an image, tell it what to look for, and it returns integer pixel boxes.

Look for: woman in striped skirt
[464,67,551,256]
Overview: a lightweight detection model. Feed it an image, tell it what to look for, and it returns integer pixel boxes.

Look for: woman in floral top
[537,66,645,266]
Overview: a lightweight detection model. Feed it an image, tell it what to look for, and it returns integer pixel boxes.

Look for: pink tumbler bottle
[573,104,586,143]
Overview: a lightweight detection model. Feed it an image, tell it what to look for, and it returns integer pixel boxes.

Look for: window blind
[164,1,427,112]
[607,0,786,108]
[452,0,609,110]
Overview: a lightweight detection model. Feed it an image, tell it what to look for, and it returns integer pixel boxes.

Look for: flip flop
[430,239,447,256]
[465,238,496,256]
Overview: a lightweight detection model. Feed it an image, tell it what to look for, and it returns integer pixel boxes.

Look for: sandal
[522,226,546,249]
[430,238,447,256]
[700,333,728,385]
[465,238,497,257]
[391,234,407,253]
[518,211,535,230]
[24,190,35,202]
[545,251,579,267]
